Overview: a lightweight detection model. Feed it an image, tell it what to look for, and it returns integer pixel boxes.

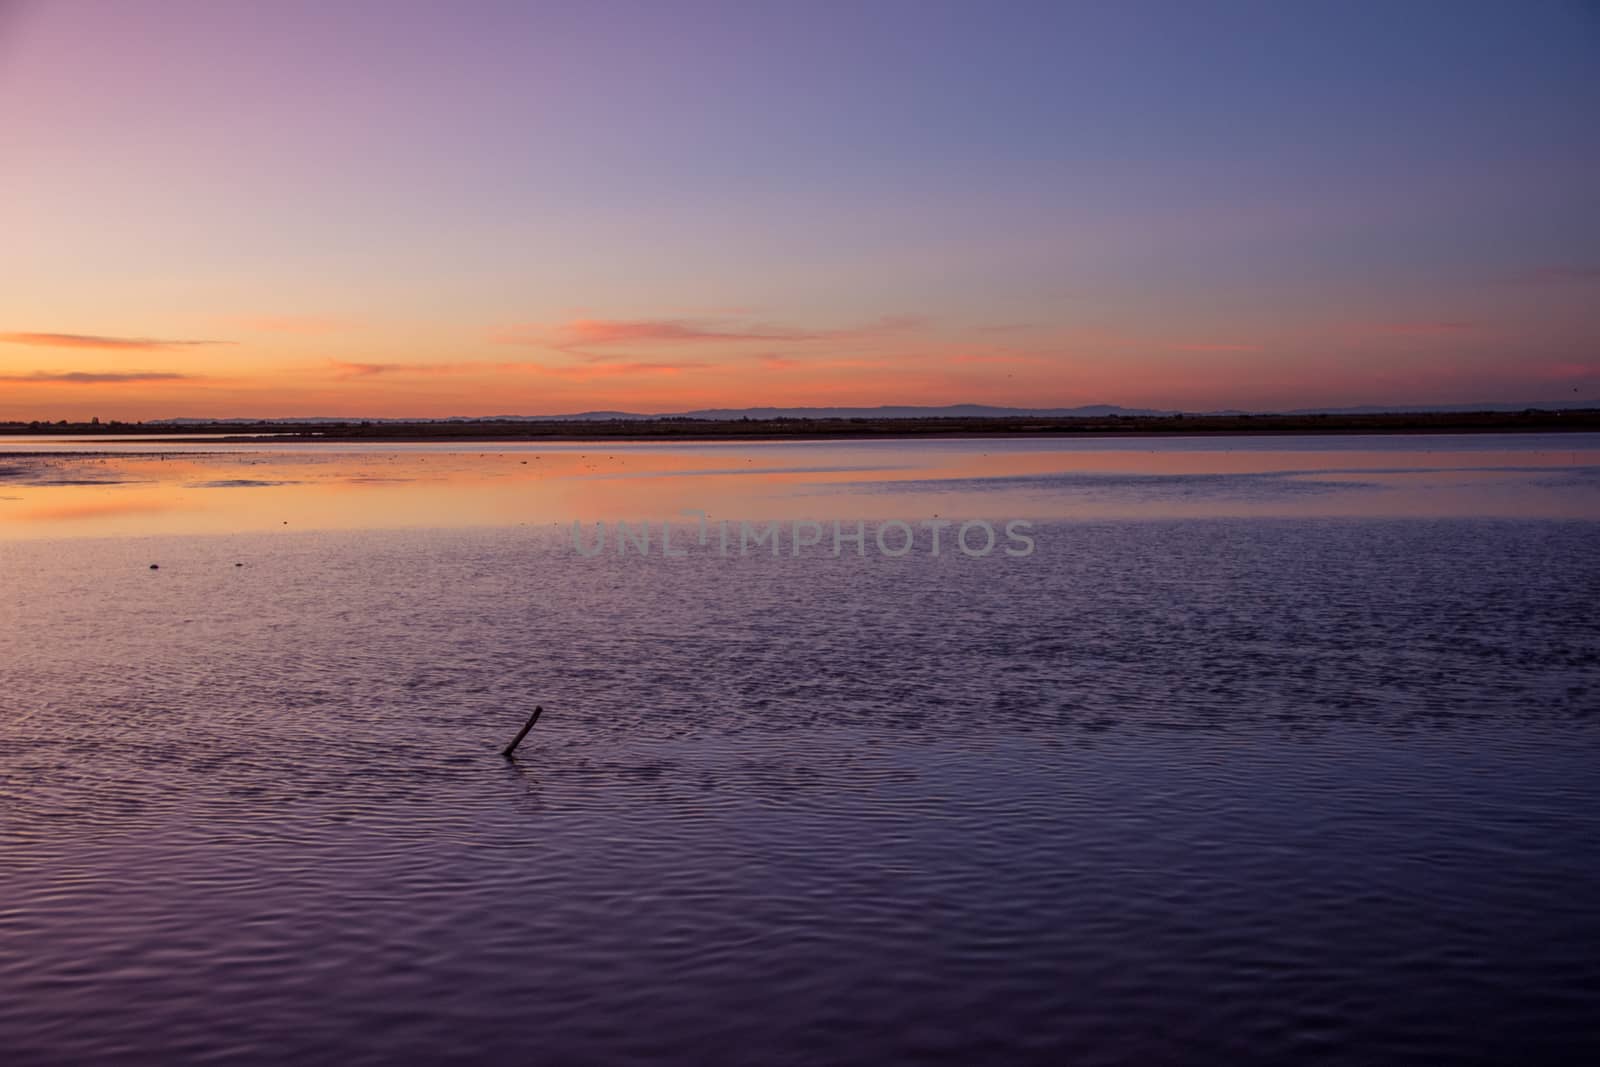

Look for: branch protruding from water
[502,706,542,759]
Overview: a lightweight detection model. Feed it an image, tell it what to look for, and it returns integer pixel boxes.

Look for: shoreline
[2,409,1598,446]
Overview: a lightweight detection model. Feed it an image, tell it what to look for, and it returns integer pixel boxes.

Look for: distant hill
[673,404,1164,420]
[155,403,1164,424]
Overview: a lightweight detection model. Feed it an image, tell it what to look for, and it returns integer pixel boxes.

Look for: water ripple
[2,519,1598,1065]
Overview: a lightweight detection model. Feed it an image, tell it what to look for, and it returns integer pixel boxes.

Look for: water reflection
[2,433,1598,538]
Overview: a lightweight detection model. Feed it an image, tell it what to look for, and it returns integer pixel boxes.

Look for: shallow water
[3,432,1600,538]
[3,437,1599,1064]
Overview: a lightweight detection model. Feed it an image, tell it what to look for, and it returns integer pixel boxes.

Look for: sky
[0,0,1596,419]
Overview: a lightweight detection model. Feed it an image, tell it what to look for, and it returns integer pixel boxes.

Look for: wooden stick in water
[502,706,543,758]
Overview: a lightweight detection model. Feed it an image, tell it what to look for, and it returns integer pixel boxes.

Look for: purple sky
[1,0,1596,417]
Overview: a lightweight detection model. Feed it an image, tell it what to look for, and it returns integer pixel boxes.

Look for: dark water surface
[3,515,1600,1062]
[3,516,1598,1065]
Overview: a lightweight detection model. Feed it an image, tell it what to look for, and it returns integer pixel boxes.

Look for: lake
[3,433,1599,1064]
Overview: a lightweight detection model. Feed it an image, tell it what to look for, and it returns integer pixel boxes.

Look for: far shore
[2,409,1599,447]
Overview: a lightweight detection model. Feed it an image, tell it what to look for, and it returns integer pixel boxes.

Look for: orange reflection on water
[2,436,1598,539]
[16,497,196,523]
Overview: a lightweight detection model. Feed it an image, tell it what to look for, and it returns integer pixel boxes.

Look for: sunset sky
[1,0,1596,420]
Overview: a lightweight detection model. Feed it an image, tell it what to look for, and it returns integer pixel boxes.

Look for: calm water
[3,435,1599,1064]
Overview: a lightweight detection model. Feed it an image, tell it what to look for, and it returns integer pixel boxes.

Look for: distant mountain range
[667,403,1164,420]
[152,400,1596,424]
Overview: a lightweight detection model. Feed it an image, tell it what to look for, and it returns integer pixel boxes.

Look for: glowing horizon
[1,0,1596,421]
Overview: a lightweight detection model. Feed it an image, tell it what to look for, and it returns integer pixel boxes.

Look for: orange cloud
[231,316,356,334]
[330,361,466,378]
[1173,343,1262,353]
[0,370,197,383]
[1525,361,1597,381]
[532,360,710,379]
[493,315,925,352]
[0,332,232,351]
[562,319,810,344]
[1509,265,1600,285]
[948,353,1049,364]
[1366,322,1478,336]
[324,359,710,382]
[602,360,706,374]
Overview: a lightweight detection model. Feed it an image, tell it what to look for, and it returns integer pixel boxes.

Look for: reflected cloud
[186,479,302,488]
[29,477,145,486]
[2,437,1597,539]
[19,499,192,522]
